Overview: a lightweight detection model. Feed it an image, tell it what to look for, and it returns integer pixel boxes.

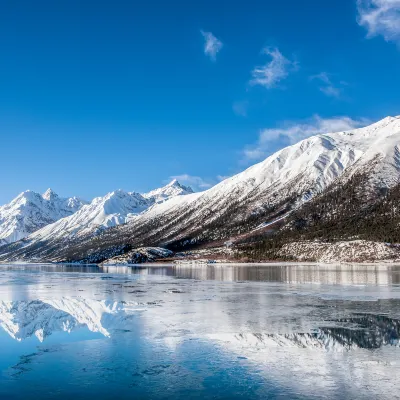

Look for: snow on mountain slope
[336,116,400,188]
[1,116,400,262]
[0,189,87,244]
[142,179,193,203]
[127,117,400,232]
[30,190,150,240]
[25,180,194,242]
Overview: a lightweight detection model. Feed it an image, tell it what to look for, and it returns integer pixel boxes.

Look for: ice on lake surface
[0,263,400,399]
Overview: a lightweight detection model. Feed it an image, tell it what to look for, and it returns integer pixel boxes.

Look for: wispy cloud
[250,47,298,89]
[320,85,342,98]
[243,115,369,161]
[232,101,249,117]
[357,0,400,43]
[217,175,231,182]
[201,30,223,61]
[310,72,346,99]
[169,174,213,191]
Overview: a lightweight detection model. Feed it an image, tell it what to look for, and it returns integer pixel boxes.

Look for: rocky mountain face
[101,247,173,265]
[1,116,400,263]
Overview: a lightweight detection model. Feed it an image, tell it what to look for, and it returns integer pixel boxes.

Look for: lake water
[0,263,400,399]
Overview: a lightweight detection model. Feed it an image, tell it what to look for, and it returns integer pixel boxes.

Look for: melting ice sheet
[0,263,400,399]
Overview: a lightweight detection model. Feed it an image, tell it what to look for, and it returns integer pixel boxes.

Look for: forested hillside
[243,173,400,260]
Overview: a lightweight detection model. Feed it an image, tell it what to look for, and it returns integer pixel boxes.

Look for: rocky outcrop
[101,247,173,265]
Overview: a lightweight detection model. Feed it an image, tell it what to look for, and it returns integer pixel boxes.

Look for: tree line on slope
[241,173,400,260]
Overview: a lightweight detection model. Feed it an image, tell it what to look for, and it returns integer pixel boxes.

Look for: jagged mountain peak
[0,189,87,244]
[169,179,194,192]
[105,189,133,198]
[16,180,196,244]
[167,178,179,186]
[143,180,194,203]
[42,188,58,201]
[15,189,40,202]
[159,179,193,191]
[166,178,189,189]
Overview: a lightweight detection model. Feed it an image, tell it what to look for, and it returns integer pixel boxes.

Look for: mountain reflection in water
[1,297,399,350]
[0,263,400,399]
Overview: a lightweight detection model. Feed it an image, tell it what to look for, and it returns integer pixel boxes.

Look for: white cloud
[250,47,298,89]
[243,115,369,161]
[357,0,400,42]
[169,174,213,191]
[310,72,345,99]
[201,30,223,61]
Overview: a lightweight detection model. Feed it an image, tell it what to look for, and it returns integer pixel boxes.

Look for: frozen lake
[0,263,399,399]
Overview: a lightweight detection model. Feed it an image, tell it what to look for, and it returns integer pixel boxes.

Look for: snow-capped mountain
[30,190,150,240]
[335,116,400,188]
[142,179,193,203]
[1,116,400,262]
[16,180,194,243]
[117,115,400,245]
[0,189,87,244]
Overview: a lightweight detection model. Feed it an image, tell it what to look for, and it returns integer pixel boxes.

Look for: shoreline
[2,260,400,267]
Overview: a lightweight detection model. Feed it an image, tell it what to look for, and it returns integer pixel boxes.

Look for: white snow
[142,179,193,203]
[0,189,87,244]
[2,116,400,255]
[123,115,400,241]
[25,180,194,241]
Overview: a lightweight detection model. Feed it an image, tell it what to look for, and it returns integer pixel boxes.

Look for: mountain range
[0,179,192,245]
[0,189,87,244]
[1,115,400,263]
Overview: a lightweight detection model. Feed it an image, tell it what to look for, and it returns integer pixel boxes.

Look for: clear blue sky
[1,0,400,204]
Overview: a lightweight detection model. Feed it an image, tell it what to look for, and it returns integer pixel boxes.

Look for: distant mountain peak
[142,180,194,204]
[0,189,86,244]
[42,188,58,201]
[1,180,197,245]
[166,179,194,192]
[168,178,179,186]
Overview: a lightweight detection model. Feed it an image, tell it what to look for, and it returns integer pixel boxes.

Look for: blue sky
[1,0,400,204]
